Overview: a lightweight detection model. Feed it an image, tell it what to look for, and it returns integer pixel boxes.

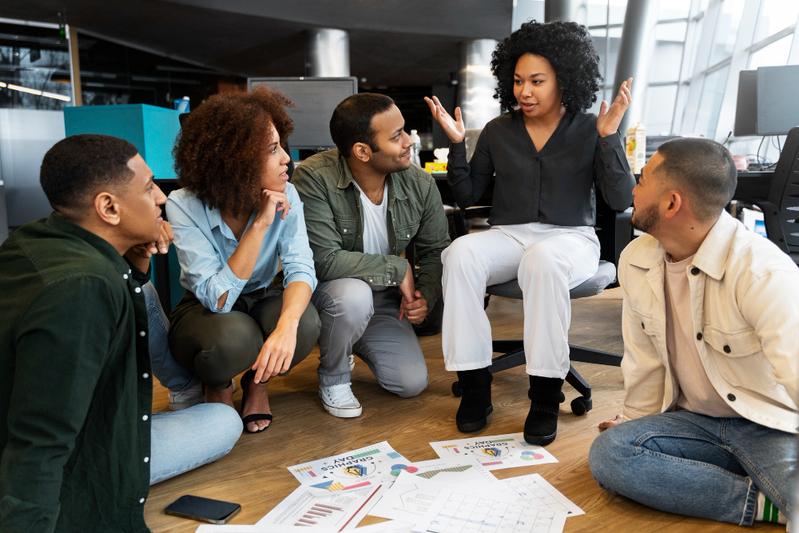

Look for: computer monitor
[734,70,757,137]
[756,65,799,136]
[247,77,358,151]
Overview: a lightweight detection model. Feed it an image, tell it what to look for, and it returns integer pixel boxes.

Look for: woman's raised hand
[253,189,291,228]
[424,96,466,144]
[597,77,633,138]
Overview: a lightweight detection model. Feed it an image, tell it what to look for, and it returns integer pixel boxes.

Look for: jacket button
[535,157,540,163]
[691,267,700,275]
[696,332,703,340]
[727,393,736,401]
[343,229,347,233]
[723,345,731,353]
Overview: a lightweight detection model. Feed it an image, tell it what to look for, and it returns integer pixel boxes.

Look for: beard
[630,203,660,234]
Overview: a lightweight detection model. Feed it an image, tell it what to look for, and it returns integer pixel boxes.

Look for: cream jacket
[619,211,799,434]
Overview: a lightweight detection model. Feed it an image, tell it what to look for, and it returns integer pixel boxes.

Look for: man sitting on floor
[0,134,242,533]
[589,137,798,528]
[292,93,450,417]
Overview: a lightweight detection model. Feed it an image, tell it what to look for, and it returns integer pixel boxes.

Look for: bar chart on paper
[415,490,567,533]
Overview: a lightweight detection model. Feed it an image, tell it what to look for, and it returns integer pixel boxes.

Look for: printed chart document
[393,457,501,487]
[196,526,336,532]
[257,483,387,531]
[412,489,568,533]
[371,470,510,524]
[429,433,557,471]
[288,441,410,496]
[502,474,584,517]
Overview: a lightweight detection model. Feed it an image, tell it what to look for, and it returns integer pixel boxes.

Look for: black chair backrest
[769,126,799,259]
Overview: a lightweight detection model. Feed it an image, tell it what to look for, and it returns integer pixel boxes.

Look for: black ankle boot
[455,368,493,432]
[524,376,564,446]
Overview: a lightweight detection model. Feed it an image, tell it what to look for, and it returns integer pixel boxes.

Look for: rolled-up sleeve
[165,195,248,313]
[277,186,317,291]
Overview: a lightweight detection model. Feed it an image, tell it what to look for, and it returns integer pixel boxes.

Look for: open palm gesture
[424,95,466,143]
[597,77,633,138]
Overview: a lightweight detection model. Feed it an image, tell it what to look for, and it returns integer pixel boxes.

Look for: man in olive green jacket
[293,93,450,418]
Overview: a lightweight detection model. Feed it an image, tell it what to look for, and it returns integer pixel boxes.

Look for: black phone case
[164,494,241,524]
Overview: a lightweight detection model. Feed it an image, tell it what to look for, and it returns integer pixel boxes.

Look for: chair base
[450,341,621,416]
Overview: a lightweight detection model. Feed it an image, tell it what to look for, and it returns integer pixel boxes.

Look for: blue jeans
[150,403,243,484]
[589,410,796,525]
[143,281,199,392]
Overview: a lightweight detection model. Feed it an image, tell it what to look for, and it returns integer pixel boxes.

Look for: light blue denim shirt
[166,184,317,314]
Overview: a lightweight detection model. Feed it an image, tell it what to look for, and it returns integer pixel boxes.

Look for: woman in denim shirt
[166,86,320,433]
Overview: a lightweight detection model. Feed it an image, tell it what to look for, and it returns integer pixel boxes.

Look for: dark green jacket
[293,149,450,312]
[0,214,152,533]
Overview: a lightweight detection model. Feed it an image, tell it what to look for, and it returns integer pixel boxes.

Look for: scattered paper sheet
[396,457,501,487]
[354,520,414,533]
[196,526,336,532]
[288,441,410,496]
[257,483,386,531]
[371,470,511,524]
[502,474,584,517]
[412,489,568,533]
[429,433,557,470]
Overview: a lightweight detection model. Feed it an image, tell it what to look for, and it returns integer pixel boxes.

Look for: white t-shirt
[354,182,390,290]
[664,253,740,418]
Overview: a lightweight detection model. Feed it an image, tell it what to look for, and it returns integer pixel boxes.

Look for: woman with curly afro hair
[166,85,321,434]
[426,20,635,446]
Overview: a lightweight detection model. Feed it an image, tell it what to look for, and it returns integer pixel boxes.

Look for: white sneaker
[319,383,362,418]
[168,382,203,411]
[349,354,356,372]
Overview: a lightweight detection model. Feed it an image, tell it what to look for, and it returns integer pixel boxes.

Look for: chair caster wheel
[452,381,462,397]
[571,396,592,416]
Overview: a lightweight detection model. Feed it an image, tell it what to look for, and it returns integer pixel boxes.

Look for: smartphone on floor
[164,494,241,524]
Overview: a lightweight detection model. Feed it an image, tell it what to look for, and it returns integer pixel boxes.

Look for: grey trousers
[169,287,321,390]
[312,278,428,397]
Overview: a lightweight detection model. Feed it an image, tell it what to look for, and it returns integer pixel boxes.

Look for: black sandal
[240,369,273,434]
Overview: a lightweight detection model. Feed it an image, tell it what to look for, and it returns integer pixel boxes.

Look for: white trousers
[441,223,600,379]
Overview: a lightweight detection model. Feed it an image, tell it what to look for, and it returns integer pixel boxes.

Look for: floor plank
[145,293,781,532]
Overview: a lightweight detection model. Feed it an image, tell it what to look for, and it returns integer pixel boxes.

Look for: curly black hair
[173,85,294,218]
[491,20,602,114]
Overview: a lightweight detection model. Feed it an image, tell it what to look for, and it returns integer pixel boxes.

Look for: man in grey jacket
[293,93,450,418]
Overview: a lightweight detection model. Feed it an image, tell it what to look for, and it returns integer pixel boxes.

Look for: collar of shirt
[47,213,132,277]
[626,212,737,281]
[335,153,409,207]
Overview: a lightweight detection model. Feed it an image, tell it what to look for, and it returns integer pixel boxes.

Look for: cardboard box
[625,122,646,174]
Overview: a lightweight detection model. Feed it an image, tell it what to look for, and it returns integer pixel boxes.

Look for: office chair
[451,195,632,416]
[754,126,799,266]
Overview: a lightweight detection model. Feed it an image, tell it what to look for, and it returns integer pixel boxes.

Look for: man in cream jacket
[589,137,798,528]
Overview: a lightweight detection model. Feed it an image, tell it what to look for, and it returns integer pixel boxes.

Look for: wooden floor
[145,291,780,532]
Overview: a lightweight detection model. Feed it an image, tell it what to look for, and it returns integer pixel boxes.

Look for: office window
[748,34,794,68]
[753,0,799,43]
[659,0,692,20]
[644,85,679,135]
[709,0,747,65]
[693,65,730,138]
[651,22,688,83]
[0,45,72,110]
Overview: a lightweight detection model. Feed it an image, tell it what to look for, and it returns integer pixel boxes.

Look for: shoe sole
[321,401,362,418]
[456,405,493,432]
[523,430,557,446]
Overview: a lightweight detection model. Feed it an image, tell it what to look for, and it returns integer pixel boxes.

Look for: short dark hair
[40,134,139,212]
[655,138,738,221]
[491,20,602,114]
[173,84,294,218]
[330,93,395,158]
